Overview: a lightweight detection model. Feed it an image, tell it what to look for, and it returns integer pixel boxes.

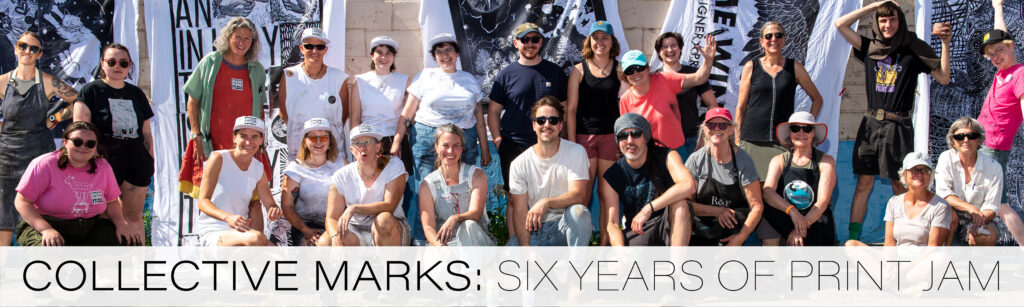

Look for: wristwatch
[189,131,203,141]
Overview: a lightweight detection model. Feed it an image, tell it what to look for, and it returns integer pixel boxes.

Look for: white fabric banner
[146,0,345,246]
[655,0,861,157]
[113,0,140,83]
[418,0,630,96]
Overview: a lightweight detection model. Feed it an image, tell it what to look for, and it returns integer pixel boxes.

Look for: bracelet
[647,202,655,213]
[330,232,340,239]
[493,137,502,145]
[785,205,796,215]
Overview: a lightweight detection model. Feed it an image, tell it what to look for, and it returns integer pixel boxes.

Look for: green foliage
[143,207,152,246]
[487,184,509,246]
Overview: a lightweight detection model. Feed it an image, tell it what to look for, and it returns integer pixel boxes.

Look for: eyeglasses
[533,116,561,126]
[17,42,41,54]
[985,44,1008,58]
[907,167,932,175]
[303,44,327,51]
[952,132,981,141]
[789,125,814,133]
[306,135,329,143]
[706,122,731,131]
[763,32,786,40]
[69,138,97,148]
[624,65,647,76]
[352,139,379,147]
[518,35,541,44]
[104,58,131,68]
[615,130,644,141]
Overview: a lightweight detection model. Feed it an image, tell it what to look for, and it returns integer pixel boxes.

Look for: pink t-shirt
[978,63,1024,151]
[16,151,121,219]
[620,71,688,149]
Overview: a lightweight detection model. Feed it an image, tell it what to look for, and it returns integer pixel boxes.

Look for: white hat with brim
[775,111,827,147]
[300,118,332,137]
[427,33,457,51]
[300,27,331,45]
[233,116,266,135]
[350,124,383,142]
[900,152,933,172]
[370,36,398,52]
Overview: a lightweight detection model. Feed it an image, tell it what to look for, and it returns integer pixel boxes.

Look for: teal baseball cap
[589,21,613,36]
[620,50,647,70]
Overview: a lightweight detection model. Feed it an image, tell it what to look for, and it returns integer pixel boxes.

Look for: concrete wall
[136,0,916,140]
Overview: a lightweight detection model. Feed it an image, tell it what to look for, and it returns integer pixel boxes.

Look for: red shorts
[576,133,619,161]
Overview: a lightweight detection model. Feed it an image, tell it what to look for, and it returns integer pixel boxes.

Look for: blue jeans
[406,123,480,240]
[507,204,593,246]
[980,145,1010,203]
[677,136,699,162]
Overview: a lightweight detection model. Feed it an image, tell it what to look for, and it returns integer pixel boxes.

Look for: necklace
[590,58,611,75]
[376,72,392,91]
[302,63,326,78]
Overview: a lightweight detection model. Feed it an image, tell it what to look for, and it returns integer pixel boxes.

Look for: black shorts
[103,140,155,187]
[623,213,672,246]
[851,115,913,180]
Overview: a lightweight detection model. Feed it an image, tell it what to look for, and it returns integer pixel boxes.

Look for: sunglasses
[69,138,97,148]
[518,35,541,44]
[104,58,131,68]
[303,44,327,51]
[533,116,561,126]
[306,135,329,143]
[706,122,731,131]
[352,139,379,146]
[615,130,644,141]
[17,42,41,54]
[624,65,647,76]
[763,32,786,40]
[789,125,814,133]
[952,132,981,141]
[907,167,932,175]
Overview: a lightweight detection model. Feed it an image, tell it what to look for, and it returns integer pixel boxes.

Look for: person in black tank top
[761,112,837,246]
[733,22,824,183]
[567,21,622,245]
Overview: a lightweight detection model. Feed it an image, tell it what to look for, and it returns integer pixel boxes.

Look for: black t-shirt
[75,80,153,145]
[489,60,568,145]
[853,36,932,113]
[602,146,675,226]
[656,65,713,139]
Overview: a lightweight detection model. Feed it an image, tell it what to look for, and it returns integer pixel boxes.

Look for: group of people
[1,0,1022,248]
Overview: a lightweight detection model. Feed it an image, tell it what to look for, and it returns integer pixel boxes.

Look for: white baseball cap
[300,27,331,45]
[233,116,266,135]
[901,152,933,172]
[349,124,383,142]
[300,118,332,136]
[370,36,398,52]
[427,33,457,51]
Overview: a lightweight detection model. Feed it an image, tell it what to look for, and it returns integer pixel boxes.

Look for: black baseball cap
[981,29,1013,55]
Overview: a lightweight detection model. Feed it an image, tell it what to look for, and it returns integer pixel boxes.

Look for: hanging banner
[916,0,1024,245]
[419,0,630,97]
[653,0,860,158]
[146,0,344,246]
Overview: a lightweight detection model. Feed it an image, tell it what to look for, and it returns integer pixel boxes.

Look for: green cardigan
[182,50,266,157]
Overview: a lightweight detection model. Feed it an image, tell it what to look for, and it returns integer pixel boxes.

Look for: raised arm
[834,1,890,50]
[681,35,717,89]
[994,0,1007,31]
[930,24,953,85]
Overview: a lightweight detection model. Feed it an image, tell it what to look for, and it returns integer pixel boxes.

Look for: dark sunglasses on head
[303,43,327,50]
[789,124,814,133]
[104,58,131,68]
[533,116,561,126]
[306,135,329,142]
[706,122,731,131]
[624,65,648,76]
[69,138,97,148]
[763,32,786,40]
[518,35,541,44]
[615,130,644,141]
[952,132,981,141]
[17,42,41,54]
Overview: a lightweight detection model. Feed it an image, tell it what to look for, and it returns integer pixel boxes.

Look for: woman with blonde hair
[280,118,344,246]
[419,124,494,246]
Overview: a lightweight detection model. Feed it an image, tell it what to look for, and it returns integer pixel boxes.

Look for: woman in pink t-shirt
[14,121,143,246]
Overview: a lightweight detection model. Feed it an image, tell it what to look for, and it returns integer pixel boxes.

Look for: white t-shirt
[284,159,344,223]
[407,68,482,129]
[884,194,951,247]
[508,139,590,222]
[283,65,348,160]
[195,150,264,234]
[934,149,1003,214]
[356,71,408,136]
[331,158,407,226]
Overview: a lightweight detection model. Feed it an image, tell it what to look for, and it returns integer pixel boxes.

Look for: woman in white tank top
[350,36,414,172]
[195,116,284,246]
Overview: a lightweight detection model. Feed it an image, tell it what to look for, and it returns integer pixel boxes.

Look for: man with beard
[509,96,591,246]
[488,22,568,194]
[600,113,695,246]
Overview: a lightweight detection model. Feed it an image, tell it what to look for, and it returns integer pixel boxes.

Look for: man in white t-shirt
[509,96,592,246]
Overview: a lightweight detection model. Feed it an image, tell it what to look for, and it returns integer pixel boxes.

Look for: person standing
[72,43,153,240]
[488,22,568,190]
[0,31,79,245]
[834,0,952,241]
[653,32,719,159]
[279,27,349,161]
[351,36,413,172]
[600,113,695,246]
